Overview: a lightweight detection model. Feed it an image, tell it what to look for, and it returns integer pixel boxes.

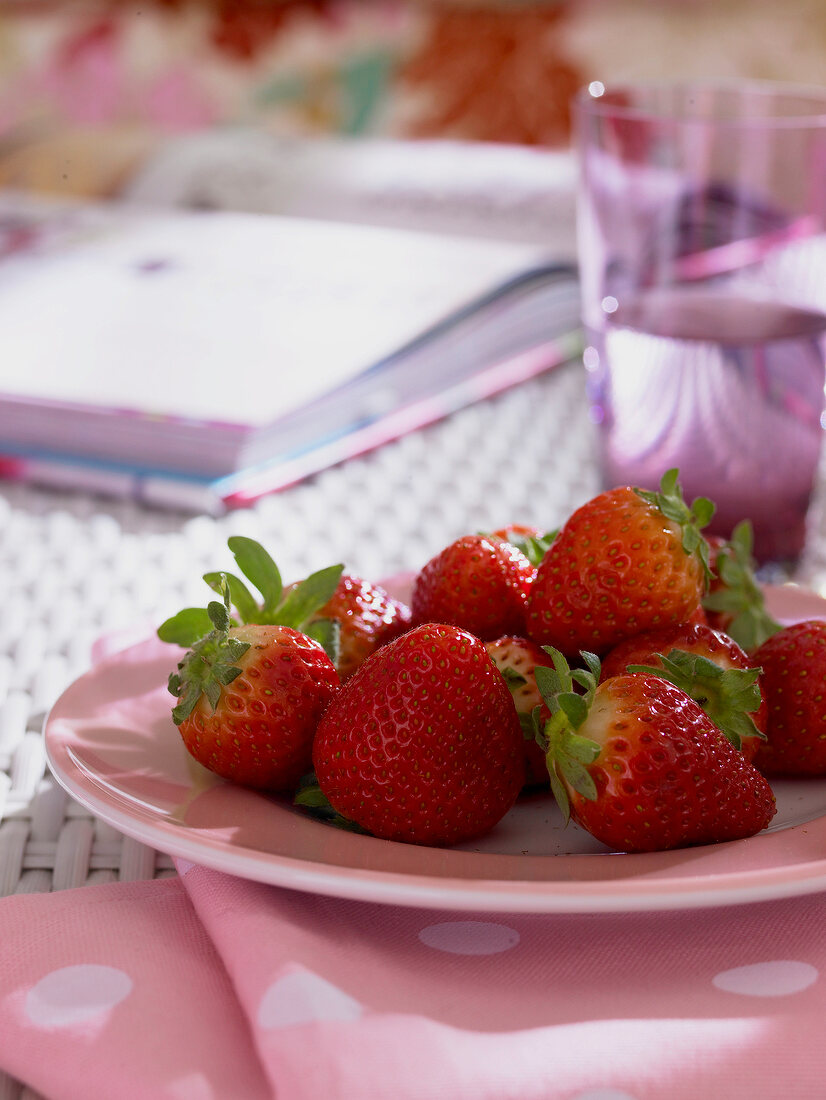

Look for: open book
[0,139,580,512]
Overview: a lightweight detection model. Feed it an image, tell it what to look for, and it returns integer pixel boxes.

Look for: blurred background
[1,0,824,201]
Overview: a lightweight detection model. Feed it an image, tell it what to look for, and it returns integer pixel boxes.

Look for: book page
[0,196,550,428]
[125,132,578,254]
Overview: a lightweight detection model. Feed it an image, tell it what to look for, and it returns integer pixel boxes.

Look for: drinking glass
[573,81,826,564]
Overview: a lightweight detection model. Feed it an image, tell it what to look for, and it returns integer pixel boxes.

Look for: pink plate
[44,583,826,913]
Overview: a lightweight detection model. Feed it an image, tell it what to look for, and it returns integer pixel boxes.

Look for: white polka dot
[571,1090,638,1100]
[712,960,818,997]
[25,965,133,1028]
[257,970,362,1030]
[418,920,520,955]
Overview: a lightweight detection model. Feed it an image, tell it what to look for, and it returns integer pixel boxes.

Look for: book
[0,144,580,512]
[124,130,578,249]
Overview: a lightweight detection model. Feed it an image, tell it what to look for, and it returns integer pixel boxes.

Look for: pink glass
[574,81,826,563]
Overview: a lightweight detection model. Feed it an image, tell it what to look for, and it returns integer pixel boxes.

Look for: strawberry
[485,634,554,786]
[311,623,525,845]
[534,649,776,852]
[752,620,826,776]
[411,534,535,640]
[702,521,781,653]
[163,584,340,791]
[600,620,767,760]
[525,468,712,657]
[285,573,411,681]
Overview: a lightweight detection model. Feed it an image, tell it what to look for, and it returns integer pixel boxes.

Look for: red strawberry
[485,634,554,787]
[703,521,781,653]
[411,534,535,640]
[536,650,776,853]
[312,623,525,846]
[600,620,767,761]
[287,573,411,681]
[753,620,826,776]
[165,589,339,791]
[525,468,711,657]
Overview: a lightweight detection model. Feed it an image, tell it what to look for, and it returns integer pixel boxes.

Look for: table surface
[4,357,826,1100]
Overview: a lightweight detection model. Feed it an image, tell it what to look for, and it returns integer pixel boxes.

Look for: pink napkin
[1,864,826,1099]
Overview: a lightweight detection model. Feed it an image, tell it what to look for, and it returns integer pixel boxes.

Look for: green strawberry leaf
[548,647,572,680]
[207,597,231,633]
[500,666,528,687]
[157,607,214,647]
[627,648,766,751]
[564,730,602,766]
[557,752,598,801]
[293,774,368,833]
[303,617,341,667]
[528,531,558,564]
[547,763,571,824]
[228,536,283,613]
[204,676,222,711]
[558,691,588,729]
[579,650,602,680]
[276,564,344,629]
[480,528,558,565]
[519,711,537,740]
[509,530,558,566]
[634,468,715,583]
[534,663,565,711]
[702,520,782,652]
[528,704,544,742]
[536,653,601,823]
[170,678,203,725]
[691,496,716,529]
[293,775,332,809]
[162,536,345,664]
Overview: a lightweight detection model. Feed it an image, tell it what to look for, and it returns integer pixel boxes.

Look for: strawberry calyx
[702,521,782,652]
[293,773,368,833]
[167,578,250,726]
[499,665,528,688]
[497,664,536,739]
[158,536,344,664]
[634,467,714,582]
[626,649,765,751]
[493,529,558,566]
[533,648,601,823]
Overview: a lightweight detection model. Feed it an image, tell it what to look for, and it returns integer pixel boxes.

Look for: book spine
[0,454,226,515]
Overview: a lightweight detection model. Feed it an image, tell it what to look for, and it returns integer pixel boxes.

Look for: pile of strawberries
[158,469,826,854]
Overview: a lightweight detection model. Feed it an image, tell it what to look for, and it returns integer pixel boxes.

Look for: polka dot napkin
[1,861,826,1099]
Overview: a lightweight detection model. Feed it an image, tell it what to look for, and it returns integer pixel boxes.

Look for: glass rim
[573,79,826,128]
